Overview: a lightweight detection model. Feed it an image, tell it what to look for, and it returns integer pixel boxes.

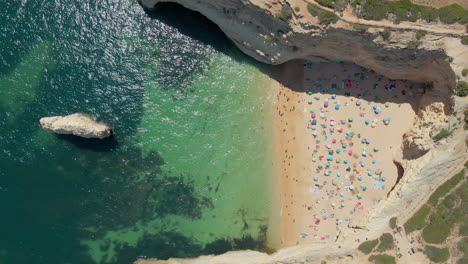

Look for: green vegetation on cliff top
[352,0,468,24]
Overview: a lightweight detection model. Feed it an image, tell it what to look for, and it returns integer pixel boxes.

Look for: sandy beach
[272,59,426,247]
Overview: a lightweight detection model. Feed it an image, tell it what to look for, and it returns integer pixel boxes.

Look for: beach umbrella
[340,193,344,198]
[368,171,374,176]
[336,149,341,154]
[374,147,379,152]
[311,113,316,118]
[308,99,313,104]
[326,162,331,167]
[348,117,353,122]
[362,151,367,157]
[348,150,353,155]
[336,172,341,177]
[356,168,362,173]
[343,159,348,164]
[329,150,334,155]
[314,176,319,181]
[349,185,355,190]
[372,160,377,164]
[346,166,351,171]
[335,104,340,110]
[341,202,346,207]
[324,101,329,107]
[332,139,337,144]
[330,120,335,126]
[365,119,370,125]
[366,139,371,144]
[331,94,336,99]
[313,132,318,137]
[345,131,351,136]
[361,186,367,191]
[357,175,363,181]
[375,169,382,175]
[357,194,362,199]
[360,161,365,167]
[385,102,390,107]
[312,157,317,162]
[342,143,348,148]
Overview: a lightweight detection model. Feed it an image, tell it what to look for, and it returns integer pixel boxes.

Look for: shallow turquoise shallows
[0,1,275,263]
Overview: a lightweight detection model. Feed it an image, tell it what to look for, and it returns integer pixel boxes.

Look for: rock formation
[39,113,113,139]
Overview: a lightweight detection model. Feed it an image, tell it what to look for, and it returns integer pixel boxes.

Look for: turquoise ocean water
[0,1,275,263]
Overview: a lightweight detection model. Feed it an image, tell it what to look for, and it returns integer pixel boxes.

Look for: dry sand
[271,59,426,247]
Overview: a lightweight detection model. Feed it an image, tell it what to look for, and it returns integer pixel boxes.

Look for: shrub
[464,109,468,130]
[422,211,453,243]
[432,128,453,141]
[404,204,430,233]
[358,239,379,254]
[319,10,339,24]
[406,40,421,49]
[428,170,465,205]
[277,5,293,22]
[386,0,420,23]
[353,23,370,33]
[458,237,468,261]
[294,6,300,12]
[420,6,438,22]
[424,246,450,263]
[438,4,468,24]
[462,36,468,45]
[376,233,394,252]
[307,4,339,25]
[308,3,320,16]
[457,81,468,96]
[389,217,397,229]
[381,28,391,40]
[352,0,388,20]
[368,254,396,264]
[316,0,336,9]
[415,30,426,40]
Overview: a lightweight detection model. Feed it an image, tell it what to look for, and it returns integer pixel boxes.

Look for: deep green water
[0,1,275,263]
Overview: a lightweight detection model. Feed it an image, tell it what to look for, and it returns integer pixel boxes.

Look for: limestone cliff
[140,0,467,156]
[40,113,113,139]
[136,0,467,263]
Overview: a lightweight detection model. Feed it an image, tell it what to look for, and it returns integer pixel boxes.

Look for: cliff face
[140,0,462,156]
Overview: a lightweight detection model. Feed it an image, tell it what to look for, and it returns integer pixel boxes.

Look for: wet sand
[272,59,424,246]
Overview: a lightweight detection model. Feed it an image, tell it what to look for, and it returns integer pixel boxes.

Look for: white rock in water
[39,113,113,139]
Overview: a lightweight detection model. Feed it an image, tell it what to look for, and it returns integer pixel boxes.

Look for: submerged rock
[39,113,113,139]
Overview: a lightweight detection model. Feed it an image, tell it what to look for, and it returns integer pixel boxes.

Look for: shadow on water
[142,2,271,70]
[55,134,119,152]
[0,1,274,263]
